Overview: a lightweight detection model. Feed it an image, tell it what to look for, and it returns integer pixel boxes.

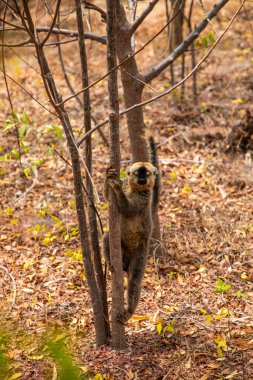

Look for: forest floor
[0,1,253,379]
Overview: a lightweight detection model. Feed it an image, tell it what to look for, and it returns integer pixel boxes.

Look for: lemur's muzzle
[137,178,147,185]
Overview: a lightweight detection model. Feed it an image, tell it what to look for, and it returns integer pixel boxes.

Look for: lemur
[103,137,160,323]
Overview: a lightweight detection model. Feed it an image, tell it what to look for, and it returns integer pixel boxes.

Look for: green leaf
[32,159,43,166]
[201,36,208,48]
[47,335,81,380]
[209,32,215,45]
[215,278,231,293]
[21,110,33,125]
[24,167,31,178]
[194,39,200,48]
[120,167,126,179]
[45,125,63,140]
[3,119,15,132]
[236,290,248,298]
[11,111,19,124]
[12,149,19,160]
[19,124,26,138]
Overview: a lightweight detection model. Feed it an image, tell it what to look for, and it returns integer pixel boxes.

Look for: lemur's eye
[146,170,151,176]
[133,170,139,176]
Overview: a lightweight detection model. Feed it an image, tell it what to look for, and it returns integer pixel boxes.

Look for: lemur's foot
[117,309,132,324]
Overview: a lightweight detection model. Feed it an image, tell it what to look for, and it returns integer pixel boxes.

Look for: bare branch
[0,17,23,29]
[130,0,160,35]
[1,3,23,167]
[4,25,107,44]
[77,0,246,145]
[83,1,107,22]
[0,38,32,47]
[144,0,229,83]
[57,6,180,107]
[41,0,62,46]
[38,27,106,44]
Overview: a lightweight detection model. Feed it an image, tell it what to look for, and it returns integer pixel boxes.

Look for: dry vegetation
[0,1,253,379]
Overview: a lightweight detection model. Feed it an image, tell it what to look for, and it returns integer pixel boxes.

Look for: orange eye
[133,170,139,176]
[146,170,151,176]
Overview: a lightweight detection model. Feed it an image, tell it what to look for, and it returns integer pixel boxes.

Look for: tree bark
[115,2,163,255]
[106,0,126,350]
[116,2,148,162]
[19,0,108,347]
[170,0,184,50]
[75,0,110,341]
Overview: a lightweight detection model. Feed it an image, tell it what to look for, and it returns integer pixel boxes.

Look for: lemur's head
[126,162,158,191]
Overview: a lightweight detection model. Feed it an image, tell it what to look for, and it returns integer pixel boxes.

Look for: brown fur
[103,138,160,323]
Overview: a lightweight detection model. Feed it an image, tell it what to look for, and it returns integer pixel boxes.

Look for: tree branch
[57,6,180,107]
[144,0,229,83]
[130,0,160,35]
[41,0,62,46]
[83,1,107,22]
[0,38,32,47]
[77,0,245,145]
[3,24,107,44]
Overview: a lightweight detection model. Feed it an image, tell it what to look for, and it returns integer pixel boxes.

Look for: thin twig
[130,0,160,35]
[120,67,158,94]
[0,38,32,47]
[1,4,22,167]
[13,165,38,204]
[198,0,219,37]
[83,1,107,22]
[41,0,62,46]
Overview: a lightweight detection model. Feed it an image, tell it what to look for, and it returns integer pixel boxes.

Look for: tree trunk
[116,3,148,162]
[106,0,126,350]
[75,0,110,341]
[20,0,108,347]
[115,2,163,256]
[170,0,185,50]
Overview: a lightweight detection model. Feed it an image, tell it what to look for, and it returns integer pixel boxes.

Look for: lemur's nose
[137,178,147,185]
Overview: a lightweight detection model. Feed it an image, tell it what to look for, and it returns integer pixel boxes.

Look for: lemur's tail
[148,136,160,212]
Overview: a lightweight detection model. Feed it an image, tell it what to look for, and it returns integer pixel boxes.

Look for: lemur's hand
[106,167,122,191]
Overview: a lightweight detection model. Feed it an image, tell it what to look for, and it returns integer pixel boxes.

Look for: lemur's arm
[104,168,137,218]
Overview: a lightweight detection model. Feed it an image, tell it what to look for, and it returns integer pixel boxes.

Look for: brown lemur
[103,137,160,323]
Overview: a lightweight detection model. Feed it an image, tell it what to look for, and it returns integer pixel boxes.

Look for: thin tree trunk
[75,0,110,340]
[106,0,126,350]
[115,2,163,256]
[19,0,108,347]
[116,3,148,162]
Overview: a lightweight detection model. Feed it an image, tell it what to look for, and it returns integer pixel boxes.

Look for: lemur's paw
[106,167,122,189]
[117,309,132,324]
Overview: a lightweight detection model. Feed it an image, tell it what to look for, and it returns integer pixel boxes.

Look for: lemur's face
[126,162,158,191]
